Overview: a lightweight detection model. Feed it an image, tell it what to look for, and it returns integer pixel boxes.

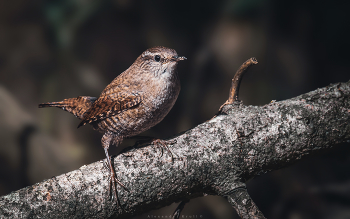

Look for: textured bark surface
[225,188,266,219]
[0,81,349,218]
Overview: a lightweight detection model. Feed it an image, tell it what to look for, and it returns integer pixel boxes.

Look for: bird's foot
[103,157,129,204]
[152,139,178,162]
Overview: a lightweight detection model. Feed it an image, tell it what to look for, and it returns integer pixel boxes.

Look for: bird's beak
[171,56,187,62]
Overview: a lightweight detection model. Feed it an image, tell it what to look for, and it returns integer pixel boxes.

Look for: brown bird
[39,46,186,201]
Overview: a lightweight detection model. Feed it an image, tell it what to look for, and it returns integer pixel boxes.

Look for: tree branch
[219,57,258,112]
[225,186,266,219]
[0,80,349,218]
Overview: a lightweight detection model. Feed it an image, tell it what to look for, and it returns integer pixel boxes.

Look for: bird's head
[137,46,186,78]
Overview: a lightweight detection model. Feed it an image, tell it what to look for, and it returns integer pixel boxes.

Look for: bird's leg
[126,135,155,147]
[102,133,128,203]
[127,136,178,162]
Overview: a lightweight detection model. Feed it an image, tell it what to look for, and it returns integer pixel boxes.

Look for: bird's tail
[39,96,97,120]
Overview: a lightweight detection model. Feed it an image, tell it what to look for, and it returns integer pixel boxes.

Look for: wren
[39,46,186,201]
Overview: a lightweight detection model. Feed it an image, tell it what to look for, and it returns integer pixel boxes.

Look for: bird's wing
[77,92,142,128]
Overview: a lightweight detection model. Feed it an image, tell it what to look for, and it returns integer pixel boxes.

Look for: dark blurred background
[0,0,349,218]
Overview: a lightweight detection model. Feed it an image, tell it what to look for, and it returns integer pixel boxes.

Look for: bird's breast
[147,73,180,110]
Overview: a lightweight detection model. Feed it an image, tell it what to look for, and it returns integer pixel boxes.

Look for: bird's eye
[154,55,161,62]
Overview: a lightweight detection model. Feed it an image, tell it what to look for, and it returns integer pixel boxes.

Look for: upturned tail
[39,96,97,120]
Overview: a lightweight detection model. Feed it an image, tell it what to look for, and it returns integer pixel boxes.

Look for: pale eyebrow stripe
[142,51,156,57]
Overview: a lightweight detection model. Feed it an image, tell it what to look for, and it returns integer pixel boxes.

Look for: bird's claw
[152,139,176,162]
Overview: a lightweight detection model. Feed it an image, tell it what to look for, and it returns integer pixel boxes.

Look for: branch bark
[1,81,349,218]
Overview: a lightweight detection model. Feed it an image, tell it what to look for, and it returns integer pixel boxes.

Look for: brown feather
[38,96,97,119]
[77,93,143,128]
